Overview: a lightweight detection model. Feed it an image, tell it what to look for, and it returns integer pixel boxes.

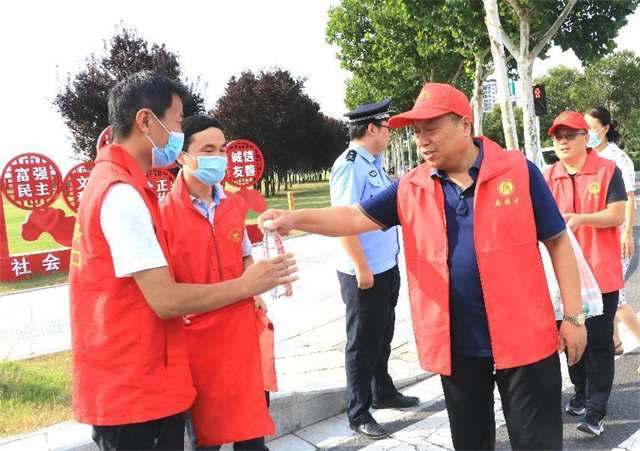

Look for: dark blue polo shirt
[359,140,566,357]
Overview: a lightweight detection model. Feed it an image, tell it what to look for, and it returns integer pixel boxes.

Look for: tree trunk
[410,129,419,167]
[518,58,542,166]
[472,57,484,136]
[483,0,518,150]
[399,139,405,174]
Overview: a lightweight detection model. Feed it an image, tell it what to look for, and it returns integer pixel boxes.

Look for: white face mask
[183,153,228,186]
[145,110,185,167]
[588,127,605,148]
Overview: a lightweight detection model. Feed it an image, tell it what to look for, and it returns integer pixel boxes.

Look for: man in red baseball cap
[257,83,587,450]
[544,111,626,437]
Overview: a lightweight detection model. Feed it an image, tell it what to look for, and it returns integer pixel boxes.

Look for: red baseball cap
[547,111,589,136]
[388,83,473,129]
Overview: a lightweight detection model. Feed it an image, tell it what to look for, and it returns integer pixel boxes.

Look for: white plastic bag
[539,226,603,320]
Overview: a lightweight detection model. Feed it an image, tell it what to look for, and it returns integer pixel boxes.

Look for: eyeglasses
[552,132,587,142]
[377,124,392,131]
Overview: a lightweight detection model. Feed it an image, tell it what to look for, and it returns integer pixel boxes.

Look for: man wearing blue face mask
[71,73,296,451]
[160,114,274,450]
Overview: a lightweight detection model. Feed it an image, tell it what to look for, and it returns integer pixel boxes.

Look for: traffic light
[533,84,547,116]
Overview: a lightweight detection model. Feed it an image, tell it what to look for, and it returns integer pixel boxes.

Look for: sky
[1,1,639,175]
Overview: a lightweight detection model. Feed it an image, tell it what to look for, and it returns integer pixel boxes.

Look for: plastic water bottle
[582,301,590,317]
[262,220,293,300]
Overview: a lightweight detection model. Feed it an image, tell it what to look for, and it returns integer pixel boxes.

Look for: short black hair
[181,114,225,153]
[585,106,621,143]
[349,119,384,140]
[108,71,190,140]
[448,112,462,124]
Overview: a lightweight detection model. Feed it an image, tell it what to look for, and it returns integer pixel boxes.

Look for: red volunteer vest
[397,137,558,376]
[159,174,274,446]
[69,145,195,426]
[257,309,278,392]
[544,149,623,293]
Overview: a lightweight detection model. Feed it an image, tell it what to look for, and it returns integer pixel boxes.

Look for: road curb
[0,372,434,451]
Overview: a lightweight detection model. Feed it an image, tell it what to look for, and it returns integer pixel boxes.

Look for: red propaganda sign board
[146,169,175,201]
[63,162,95,213]
[0,249,70,281]
[97,126,111,152]
[225,140,264,188]
[0,153,63,210]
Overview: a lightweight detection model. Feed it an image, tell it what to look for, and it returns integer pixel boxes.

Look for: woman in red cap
[544,111,627,437]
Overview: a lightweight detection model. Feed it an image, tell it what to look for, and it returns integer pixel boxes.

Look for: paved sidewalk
[0,232,426,450]
[266,317,640,451]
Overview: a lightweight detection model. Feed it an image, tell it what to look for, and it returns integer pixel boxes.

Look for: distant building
[482,79,498,113]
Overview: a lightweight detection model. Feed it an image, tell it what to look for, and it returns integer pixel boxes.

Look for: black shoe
[349,419,389,440]
[565,393,586,416]
[577,410,604,436]
[372,394,420,409]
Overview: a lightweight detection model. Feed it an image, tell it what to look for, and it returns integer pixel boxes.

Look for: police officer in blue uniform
[330,99,419,440]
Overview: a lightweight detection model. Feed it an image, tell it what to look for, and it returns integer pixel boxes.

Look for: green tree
[536,50,640,150]
[487,0,639,164]
[54,25,205,162]
[212,69,347,197]
[327,0,488,111]
[328,0,639,164]
[534,66,585,144]
[326,0,491,171]
[483,104,524,148]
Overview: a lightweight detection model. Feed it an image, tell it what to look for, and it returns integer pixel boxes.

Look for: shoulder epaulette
[345,150,357,162]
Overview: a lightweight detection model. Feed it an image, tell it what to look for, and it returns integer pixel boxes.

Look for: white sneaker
[577,412,604,436]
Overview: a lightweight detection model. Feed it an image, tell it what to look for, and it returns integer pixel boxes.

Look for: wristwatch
[563,312,586,326]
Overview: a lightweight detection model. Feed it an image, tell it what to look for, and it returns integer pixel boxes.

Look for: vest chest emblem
[588,182,601,200]
[228,227,243,244]
[495,179,519,207]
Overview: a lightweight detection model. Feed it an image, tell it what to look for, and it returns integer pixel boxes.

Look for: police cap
[344,99,391,124]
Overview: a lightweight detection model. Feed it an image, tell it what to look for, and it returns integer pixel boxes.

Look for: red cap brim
[547,123,586,136]
[388,107,452,129]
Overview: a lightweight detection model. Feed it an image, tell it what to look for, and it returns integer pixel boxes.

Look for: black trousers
[92,412,185,451]
[441,353,562,451]
[567,290,618,417]
[337,265,401,426]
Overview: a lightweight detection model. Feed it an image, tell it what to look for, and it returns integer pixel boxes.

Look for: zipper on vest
[211,225,224,281]
[473,167,511,366]
[571,176,577,212]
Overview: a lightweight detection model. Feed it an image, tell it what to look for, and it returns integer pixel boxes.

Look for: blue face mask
[145,110,185,168]
[184,154,228,186]
[588,127,605,149]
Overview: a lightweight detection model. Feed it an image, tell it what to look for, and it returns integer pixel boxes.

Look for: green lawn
[244,180,331,222]
[0,351,73,439]
[0,272,69,295]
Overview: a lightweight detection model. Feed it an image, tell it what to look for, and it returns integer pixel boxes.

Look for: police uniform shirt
[330,143,400,276]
